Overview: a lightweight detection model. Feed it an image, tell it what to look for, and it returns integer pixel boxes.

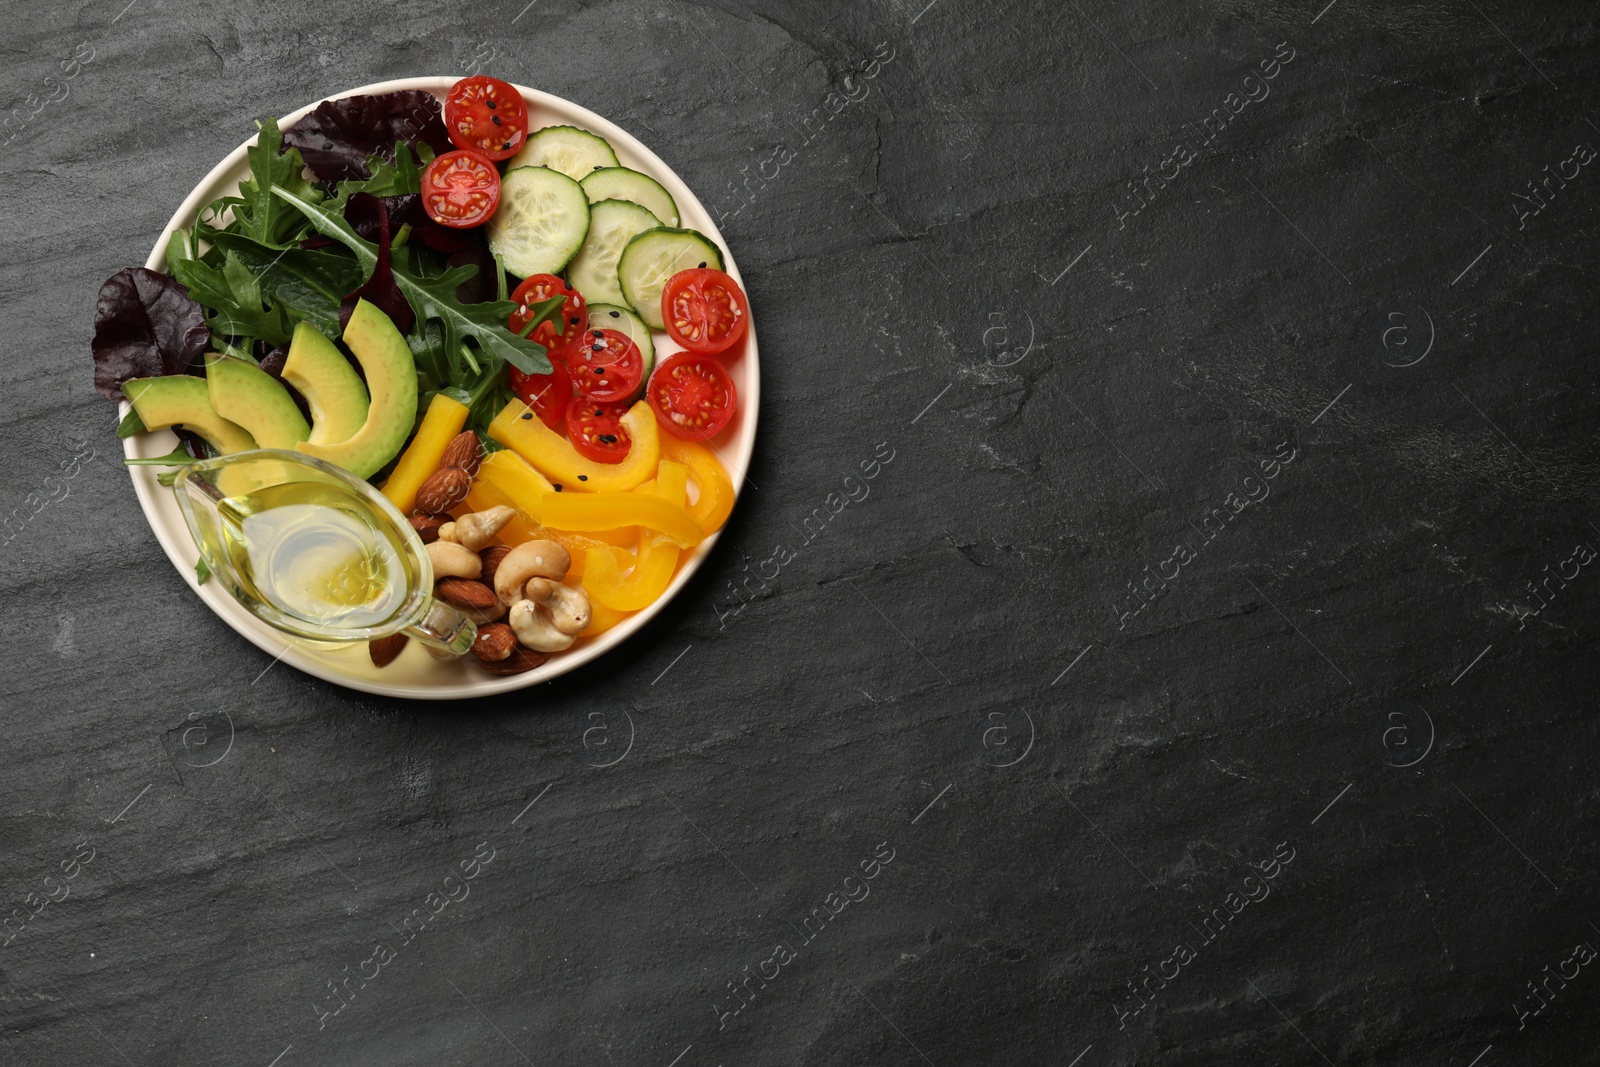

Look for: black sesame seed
[553,484,563,492]
[503,142,513,150]
[569,316,579,324]
[487,100,497,109]
[594,408,604,417]
[578,474,588,481]
[608,310,620,318]
[593,330,604,338]
[521,412,534,420]
[697,261,707,268]
[492,115,502,126]
[598,434,617,444]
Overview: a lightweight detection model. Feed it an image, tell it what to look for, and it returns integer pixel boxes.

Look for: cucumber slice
[488,167,591,278]
[580,167,680,227]
[586,302,655,388]
[506,125,619,182]
[565,199,662,306]
[616,227,726,330]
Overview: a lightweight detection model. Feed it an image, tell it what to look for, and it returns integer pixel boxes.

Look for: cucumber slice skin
[506,125,620,183]
[586,302,655,394]
[616,227,726,331]
[580,167,680,227]
[565,199,663,306]
[489,166,592,278]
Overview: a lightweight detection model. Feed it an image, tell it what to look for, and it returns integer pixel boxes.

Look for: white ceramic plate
[122,77,757,700]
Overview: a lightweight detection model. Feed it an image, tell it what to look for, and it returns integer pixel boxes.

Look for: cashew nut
[524,577,591,636]
[426,540,482,580]
[493,539,571,605]
[509,598,575,652]
[440,506,515,552]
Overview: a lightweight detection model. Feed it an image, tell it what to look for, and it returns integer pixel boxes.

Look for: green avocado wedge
[294,300,417,479]
[123,375,258,455]
[281,320,370,446]
[204,353,310,449]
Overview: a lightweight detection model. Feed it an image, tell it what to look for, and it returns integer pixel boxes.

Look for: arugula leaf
[208,234,361,337]
[234,118,321,248]
[167,236,293,346]
[337,142,424,201]
[273,185,553,376]
[124,443,196,466]
[116,407,147,439]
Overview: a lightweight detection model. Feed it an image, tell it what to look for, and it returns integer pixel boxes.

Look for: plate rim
[121,76,757,700]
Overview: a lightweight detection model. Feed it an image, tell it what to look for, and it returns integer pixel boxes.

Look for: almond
[369,633,408,668]
[477,645,546,675]
[415,466,471,514]
[410,512,449,543]
[471,622,517,662]
[439,431,483,477]
[480,544,512,587]
[435,576,498,610]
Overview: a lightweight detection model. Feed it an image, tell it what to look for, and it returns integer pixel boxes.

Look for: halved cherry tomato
[443,75,529,161]
[661,268,750,356]
[567,397,633,464]
[509,274,586,357]
[568,328,644,403]
[420,150,501,228]
[647,353,737,441]
[508,357,575,431]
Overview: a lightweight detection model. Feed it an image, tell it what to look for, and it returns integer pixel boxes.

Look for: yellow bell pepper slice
[488,398,659,493]
[594,464,689,547]
[463,460,629,580]
[536,490,703,548]
[580,599,632,637]
[381,393,469,513]
[582,463,690,612]
[658,435,735,535]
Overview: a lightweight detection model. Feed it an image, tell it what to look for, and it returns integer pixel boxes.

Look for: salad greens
[93,92,561,442]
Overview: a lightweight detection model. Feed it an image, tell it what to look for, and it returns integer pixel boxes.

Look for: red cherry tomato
[420,150,501,228]
[443,76,529,161]
[661,268,750,355]
[508,274,586,357]
[567,397,633,464]
[568,328,644,403]
[508,357,575,431]
[646,353,738,441]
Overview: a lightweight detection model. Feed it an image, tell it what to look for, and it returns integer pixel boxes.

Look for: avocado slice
[124,376,258,454]
[281,320,370,446]
[204,353,310,450]
[294,300,417,479]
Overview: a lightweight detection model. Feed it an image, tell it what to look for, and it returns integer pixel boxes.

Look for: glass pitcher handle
[402,598,477,656]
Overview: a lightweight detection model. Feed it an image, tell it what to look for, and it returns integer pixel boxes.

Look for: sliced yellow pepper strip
[463,468,629,581]
[659,435,735,535]
[479,447,554,496]
[582,463,689,612]
[536,490,703,548]
[381,393,469,513]
[488,398,659,493]
[580,599,632,637]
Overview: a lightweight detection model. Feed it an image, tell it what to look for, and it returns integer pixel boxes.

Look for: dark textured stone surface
[3,1,1599,1064]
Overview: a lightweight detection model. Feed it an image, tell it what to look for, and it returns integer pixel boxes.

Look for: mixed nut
[371,431,592,675]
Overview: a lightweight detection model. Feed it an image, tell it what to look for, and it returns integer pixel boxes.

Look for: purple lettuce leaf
[92,268,210,400]
[339,193,414,335]
[282,90,452,183]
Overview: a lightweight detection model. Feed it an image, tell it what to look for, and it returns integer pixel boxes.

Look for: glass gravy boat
[170,449,476,655]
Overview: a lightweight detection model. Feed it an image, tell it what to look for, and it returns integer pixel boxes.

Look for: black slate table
[4,1,1598,1064]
